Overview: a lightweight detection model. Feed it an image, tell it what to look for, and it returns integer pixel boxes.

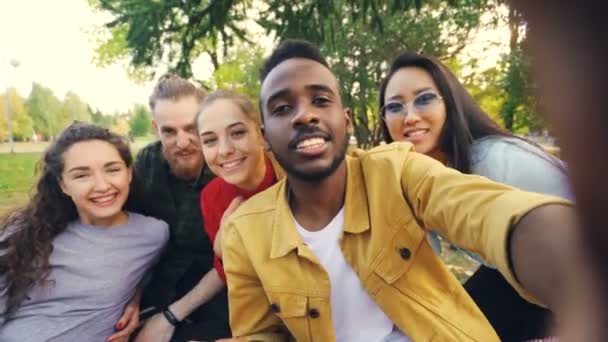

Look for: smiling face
[152,95,204,180]
[383,67,447,158]
[260,58,351,182]
[197,98,267,191]
[60,139,132,227]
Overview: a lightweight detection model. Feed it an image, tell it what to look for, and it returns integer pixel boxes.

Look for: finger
[107,337,127,342]
[115,305,135,331]
[108,315,142,342]
[107,329,130,342]
[123,310,140,332]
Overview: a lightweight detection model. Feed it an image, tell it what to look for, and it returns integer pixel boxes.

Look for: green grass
[0,152,40,215]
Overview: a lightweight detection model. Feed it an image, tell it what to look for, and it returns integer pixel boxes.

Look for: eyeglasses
[380,91,443,121]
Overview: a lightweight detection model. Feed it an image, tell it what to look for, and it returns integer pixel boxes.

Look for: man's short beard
[273,133,350,183]
[162,147,203,181]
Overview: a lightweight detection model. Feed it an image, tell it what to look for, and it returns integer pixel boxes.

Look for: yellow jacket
[222,142,570,342]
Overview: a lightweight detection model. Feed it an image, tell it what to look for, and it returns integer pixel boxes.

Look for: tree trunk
[502,6,521,132]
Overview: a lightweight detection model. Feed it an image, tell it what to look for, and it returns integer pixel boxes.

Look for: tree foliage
[89,0,546,143]
[26,83,64,140]
[261,0,494,146]
[0,88,33,141]
[90,106,115,128]
[128,105,152,137]
[499,45,542,134]
[91,0,253,78]
[2,81,149,143]
[90,0,452,79]
[497,7,542,134]
[212,45,264,103]
[62,92,92,124]
[112,115,131,137]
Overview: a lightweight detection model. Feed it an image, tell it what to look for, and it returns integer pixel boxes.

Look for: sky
[0,1,509,114]
[0,0,168,113]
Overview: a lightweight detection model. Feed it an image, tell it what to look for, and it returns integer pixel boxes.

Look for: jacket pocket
[266,292,311,342]
[372,223,422,284]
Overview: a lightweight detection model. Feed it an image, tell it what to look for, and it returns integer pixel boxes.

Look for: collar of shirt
[270,156,370,259]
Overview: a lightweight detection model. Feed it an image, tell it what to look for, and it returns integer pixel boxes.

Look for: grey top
[470,136,572,200]
[428,136,573,260]
[0,212,169,342]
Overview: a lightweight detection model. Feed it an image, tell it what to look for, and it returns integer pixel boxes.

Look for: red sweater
[200,156,277,281]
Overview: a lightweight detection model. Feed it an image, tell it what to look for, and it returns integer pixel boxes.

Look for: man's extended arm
[400,147,574,307]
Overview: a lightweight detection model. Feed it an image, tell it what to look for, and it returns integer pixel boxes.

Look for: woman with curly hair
[0,122,169,342]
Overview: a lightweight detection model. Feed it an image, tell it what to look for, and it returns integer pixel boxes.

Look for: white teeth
[406,130,427,137]
[91,194,116,203]
[296,138,325,149]
[222,159,242,168]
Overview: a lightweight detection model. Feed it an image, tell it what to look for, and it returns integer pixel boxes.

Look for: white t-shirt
[294,208,411,342]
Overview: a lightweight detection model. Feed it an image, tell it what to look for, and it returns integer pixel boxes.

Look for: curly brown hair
[0,122,132,318]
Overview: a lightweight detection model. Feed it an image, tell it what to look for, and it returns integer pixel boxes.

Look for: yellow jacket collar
[269,156,371,259]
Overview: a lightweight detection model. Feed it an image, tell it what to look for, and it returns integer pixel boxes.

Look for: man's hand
[214,197,244,257]
[134,313,175,342]
[108,289,142,342]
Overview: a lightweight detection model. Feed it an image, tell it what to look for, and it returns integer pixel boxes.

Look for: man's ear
[151,119,159,137]
[345,108,354,135]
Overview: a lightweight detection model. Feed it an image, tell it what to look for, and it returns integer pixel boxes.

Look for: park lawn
[0,152,40,215]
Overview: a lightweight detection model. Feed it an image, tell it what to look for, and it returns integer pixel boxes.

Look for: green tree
[0,88,33,141]
[260,0,495,146]
[61,92,92,124]
[111,114,131,137]
[90,0,253,78]
[484,4,543,134]
[499,44,542,134]
[91,0,545,141]
[90,106,115,128]
[457,59,506,127]
[26,83,63,140]
[89,0,448,80]
[128,105,152,137]
[212,45,265,103]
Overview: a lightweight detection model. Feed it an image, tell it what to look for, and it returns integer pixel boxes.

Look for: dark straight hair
[379,52,553,174]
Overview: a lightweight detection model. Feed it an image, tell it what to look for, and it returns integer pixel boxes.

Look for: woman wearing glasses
[378,52,571,342]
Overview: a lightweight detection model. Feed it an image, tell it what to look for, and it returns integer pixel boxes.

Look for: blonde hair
[198,90,261,126]
[149,74,205,111]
